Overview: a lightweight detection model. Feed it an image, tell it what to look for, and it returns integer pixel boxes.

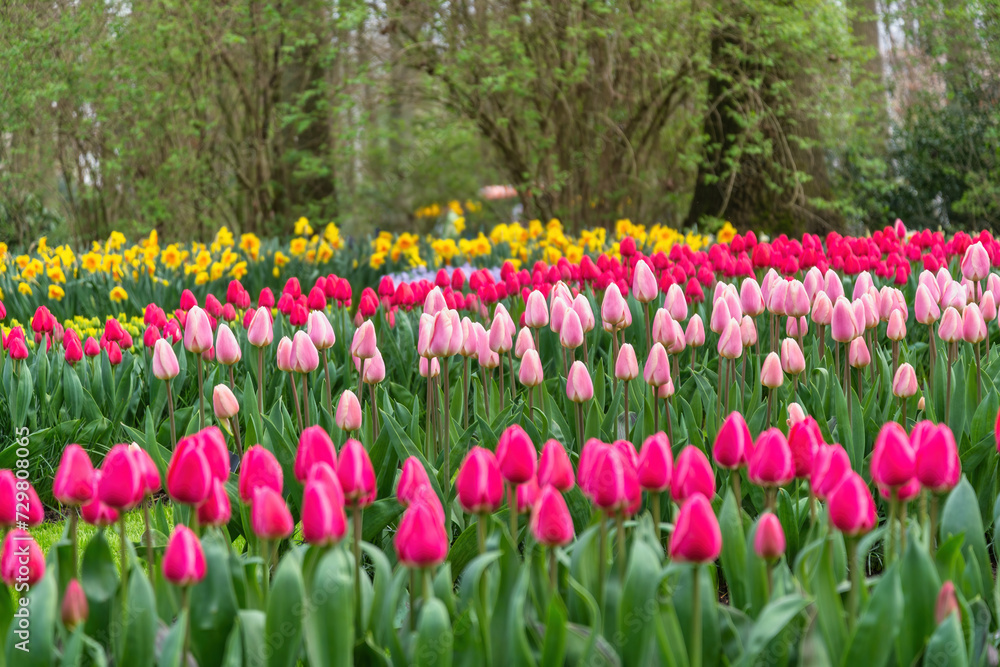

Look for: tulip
[336,389,363,433]
[872,422,914,489]
[251,486,294,541]
[644,342,671,387]
[829,470,876,537]
[718,318,743,361]
[741,278,765,317]
[637,432,672,493]
[183,306,213,354]
[665,282,687,321]
[559,308,584,350]
[64,331,83,365]
[830,297,857,343]
[709,298,731,335]
[351,320,377,359]
[550,296,569,334]
[780,338,805,377]
[418,356,440,378]
[787,402,806,427]
[671,445,715,504]
[601,283,628,332]
[61,579,89,630]
[713,410,752,498]
[518,348,544,388]
[215,324,241,366]
[80,476,119,527]
[395,497,448,570]
[53,444,95,507]
[338,438,376,507]
[538,439,575,491]
[915,284,941,325]
[573,294,596,333]
[152,338,179,382]
[848,337,870,370]
[514,327,535,358]
[748,428,794,501]
[915,423,960,494]
[497,424,537,485]
[786,418,821,486]
[961,241,990,282]
[685,314,706,348]
[632,259,658,303]
[397,457,434,506]
[892,363,918,416]
[302,474,348,546]
[1,530,45,588]
[163,524,207,586]
[295,425,337,483]
[167,435,214,507]
[531,485,574,547]
[615,343,639,381]
[668,493,720,667]
[754,512,785,561]
[935,581,960,624]
[99,444,144,511]
[0,471,41,530]
[525,290,549,329]
[197,478,232,527]
[457,446,504,515]
[238,445,283,503]
[566,360,594,403]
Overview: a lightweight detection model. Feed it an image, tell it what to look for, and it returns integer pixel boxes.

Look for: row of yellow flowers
[0,217,731,304]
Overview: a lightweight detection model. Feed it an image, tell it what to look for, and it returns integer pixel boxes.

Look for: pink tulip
[559,308,584,350]
[0,471,42,527]
[830,297,857,343]
[785,280,810,318]
[247,307,274,347]
[275,336,294,372]
[307,311,336,350]
[238,445,283,503]
[476,323,500,369]
[615,343,639,381]
[566,361,594,402]
[601,283,628,331]
[892,363,918,398]
[53,444,96,506]
[423,287,447,316]
[767,280,788,317]
[748,428,794,487]
[167,435,214,506]
[61,579,89,629]
[395,498,448,568]
[871,422,915,489]
[550,297,569,334]
[652,308,673,346]
[754,512,786,561]
[915,285,941,325]
[671,445,715,503]
[787,402,806,426]
[419,356,440,378]
[637,432,673,492]
[251,486,294,540]
[718,318,743,359]
[828,471,876,536]
[351,320,377,359]
[516,477,540,513]
[183,306,213,354]
[397,457,434,506]
[497,424,537,485]
[713,412,751,469]
[428,310,456,357]
[886,310,906,341]
[586,444,639,513]
[961,241,990,281]
[914,423,960,493]
[538,440,575,491]
[1,530,44,587]
[668,495,722,563]
[162,525,206,586]
[935,581,960,624]
[963,303,987,343]
[632,259,658,303]
[525,291,549,328]
[663,283,686,321]
[811,291,833,327]
[780,338,805,376]
[848,337,871,369]
[215,324,242,366]
[291,330,319,373]
[514,327,535,358]
[197,478,232,527]
[336,390,363,432]
[457,447,504,514]
[98,444,145,510]
[573,294,596,333]
[531,486,575,547]
[741,315,759,347]
[643,342,671,387]
[787,416,822,479]
[760,352,784,388]
[302,474,348,546]
[152,339,180,381]
[81,474,119,527]
[295,425,338,483]
[213,385,239,426]
[810,444,851,500]
[362,348,386,384]
[709,299,731,335]
[740,278,765,317]
[685,315,706,347]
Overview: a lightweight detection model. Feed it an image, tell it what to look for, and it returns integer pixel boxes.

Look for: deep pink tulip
[457,447,504,514]
[1,530,45,587]
[338,438,376,506]
[238,445,283,503]
[637,432,673,492]
[670,446,715,503]
[397,457,434,507]
[828,471,876,537]
[302,475,348,546]
[516,477,540,513]
[64,332,83,365]
[914,423,960,493]
[335,390,363,432]
[0,471,43,527]
[566,361,594,402]
[871,422,915,489]
[251,486,294,540]
[295,425,338,483]
[787,416,822,479]
[394,498,448,568]
[197,478,232,527]
[53,444,96,506]
[167,434,214,506]
[98,444,145,510]
[538,440,575,492]
[587,444,639,513]
[128,443,161,496]
[80,471,119,527]
[714,412,751,469]
[810,444,851,500]
[531,485,575,547]
[162,525,207,586]
[668,495,722,563]
[61,579,89,629]
[496,425,537,485]
[748,428,794,487]
[754,512,786,561]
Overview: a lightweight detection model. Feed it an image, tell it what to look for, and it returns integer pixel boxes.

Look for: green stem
[166,381,177,448]
[142,501,154,575]
[323,350,333,415]
[289,372,303,432]
[477,513,487,555]
[443,358,451,534]
[301,374,311,427]
[119,517,129,613]
[615,512,627,579]
[597,514,608,607]
[847,538,859,630]
[691,564,702,667]
[258,347,265,415]
[69,511,79,576]
[549,547,558,592]
[181,586,191,664]
[197,355,205,429]
[353,504,363,616]
[651,492,661,546]
[508,483,518,542]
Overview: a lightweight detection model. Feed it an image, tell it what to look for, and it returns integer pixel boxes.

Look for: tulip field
[3,219,1000,666]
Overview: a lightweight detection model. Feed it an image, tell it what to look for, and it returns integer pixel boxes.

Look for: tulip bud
[848,336,871,369]
[550,297,569,335]
[197,478,232,527]
[530,485,575,547]
[685,314,706,347]
[166,434,214,507]
[566,360,594,402]
[162,525,207,586]
[518,349,544,388]
[251,486,294,540]
[760,352,784,388]
[338,438,376,506]
[213,384,239,427]
[887,309,906,341]
[741,315,759,347]
[914,423,960,493]
[748,428,794,487]
[183,306,214,354]
[98,444,145,510]
[351,320,377,359]
[53,444,96,507]
[394,498,448,568]
[514,327,535,358]
[275,336,294,372]
[830,297,857,343]
[963,303,987,343]
[615,343,639,381]
[961,241,990,282]
[295,425,338,483]
[892,363,918,398]
[307,311,336,350]
[915,285,941,325]
[718,318,743,359]
[788,416,822,479]
[632,260,658,304]
[496,424,537,485]
[215,324,242,366]
[740,278,765,317]
[828,471,876,536]
[573,294,596,333]
[457,447,504,514]
[753,512,786,561]
[525,290,549,329]
[61,579,89,629]
[637,432,673,492]
[714,412,752,469]
[668,495,722,562]
[397,457,434,507]
[1,530,44,587]
[302,474,348,546]
[238,445,283,503]
[152,339,180,381]
[643,342,671,387]
[292,330,320,373]
[538,440,575,491]
[779,339,805,376]
[671,445,715,503]
[559,308,584,350]
[871,422,915,490]
[935,581,961,624]
[601,283,628,331]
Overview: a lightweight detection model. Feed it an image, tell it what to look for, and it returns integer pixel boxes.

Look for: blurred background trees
[1,0,997,245]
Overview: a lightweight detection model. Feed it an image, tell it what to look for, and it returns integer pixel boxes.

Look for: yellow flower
[161,245,183,269]
[195,250,212,270]
[230,262,248,280]
[0,242,7,259]
[47,266,66,283]
[195,271,210,285]
[369,252,387,269]
[316,242,333,263]
[294,217,313,236]
[453,216,466,234]
[448,200,463,216]
[274,251,289,267]
[210,262,224,281]
[323,223,343,249]
[48,285,65,301]
[15,255,29,270]
[716,222,737,245]
[289,237,308,256]
[18,282,32,296]
[431,238,459,265]
[37,236,49,254]
[240,233,261,260]
[109,286,128,302]
[106,231,126,251]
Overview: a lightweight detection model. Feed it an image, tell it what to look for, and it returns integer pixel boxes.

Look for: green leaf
[302,547,354,666]
[265,553,306,667]
[939,477,993,615]
[718,488,747,611]
[189,533,239,667]
[841,565,902,667]
[116,564,157,667]
[924,612,969,667]
[741,594,809,665]
[619,537,662,665]
[896,536,941,667]
[414,597,453,667]
[540,596,569,667]
[3,570,56,666]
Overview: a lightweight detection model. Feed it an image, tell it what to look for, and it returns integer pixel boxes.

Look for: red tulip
[338,439,376,506]
[671,446,716,503]
[162,525,206,586]
[754,512,786,561]
[457,447,504,514]
[787,416,823,479]
[828,471,876,536]
[98,444,145,510]
[637,432,673,492]
[496,424,537,485]
[538,440,575,492]
[713,412,751,469]
[668,495,722,563]
[748,428,794,488]
[394,498,448,568]
[530,486,575,547]
[1,530,45,587]
[53,445,96,507]
[871,422,915,489]
[238,445,284,503]
[295,425,338,483]
[197,478,232,527]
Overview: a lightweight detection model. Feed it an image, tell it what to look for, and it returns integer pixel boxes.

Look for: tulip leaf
[157,609,188,667]
[540,595,569,667]
[413,597,453,667]
[718,488,748,611]
[740,594,809,665]
[619,537,662,665]
[896,536,941,667]
[238,609,267,667]
[381,408,445,505]
[924,612,969,667]
[265,552,306,667]
[116,563,157,667]
[189,533,239,667]
[841,564,902,667]
[303,547,354,667]
[939,477,993,615]
[3,570,56,666]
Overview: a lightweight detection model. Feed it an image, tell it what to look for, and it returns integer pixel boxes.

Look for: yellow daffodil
[18,282,32,296]
[109,286,128,302]
[48,285,65,301]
